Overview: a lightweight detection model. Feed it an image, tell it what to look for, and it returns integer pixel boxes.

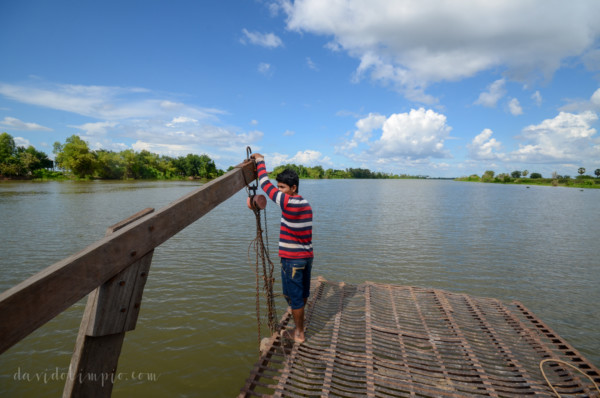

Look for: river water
[0,179,598,397]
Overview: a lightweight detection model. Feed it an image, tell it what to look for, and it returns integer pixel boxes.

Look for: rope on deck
[239,278,600,397]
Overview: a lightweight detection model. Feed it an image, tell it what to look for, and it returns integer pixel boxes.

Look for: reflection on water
[0,179,599,397]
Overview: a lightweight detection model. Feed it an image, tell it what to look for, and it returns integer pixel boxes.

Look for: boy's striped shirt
[257,160,313,259]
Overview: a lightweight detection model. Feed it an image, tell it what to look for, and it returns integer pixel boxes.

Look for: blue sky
[1,0,599,178]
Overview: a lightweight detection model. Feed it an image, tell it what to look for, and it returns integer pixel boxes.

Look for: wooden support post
[63,208,154,398]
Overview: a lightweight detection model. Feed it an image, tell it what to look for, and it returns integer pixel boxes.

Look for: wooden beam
[0,160,257,355]
[63,331,126,398]
[85,251,154,337]
[64,209,155,398]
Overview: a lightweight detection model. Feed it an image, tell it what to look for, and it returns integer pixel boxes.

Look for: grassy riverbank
[455,175,600,189]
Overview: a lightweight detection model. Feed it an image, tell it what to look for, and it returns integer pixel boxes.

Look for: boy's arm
[251,154,286,207]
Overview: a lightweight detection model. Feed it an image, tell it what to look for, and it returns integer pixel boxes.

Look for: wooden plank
[86,252,154,336]
[62,328,126,397]
[85,209,155,337]
[0,160,257,354]
[64,209,156,397]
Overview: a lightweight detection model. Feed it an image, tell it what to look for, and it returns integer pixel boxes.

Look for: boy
[251,153,313,343]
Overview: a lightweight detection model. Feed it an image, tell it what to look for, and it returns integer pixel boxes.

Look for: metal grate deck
[239,278,600,397]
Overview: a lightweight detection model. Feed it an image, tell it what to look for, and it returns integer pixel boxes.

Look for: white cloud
[166,116,198,127]
[281,1,600,101]
[512,111,599,163]
[292,149,329,165]
[283,130,295,136]
[467,110,600,169]
[335,112,385,152]
[531,91,542,106]
[474,79,506,108]
[0,80,262,162]
[69,121,118,136]
[336,109,452,161]
[258,62,272,75]
[130,121,263,150]
[250,119,259,125]
[367,108,451,160]
[0,116,52,131]
[355,113,386,142]
[79,136,129,152]
[241,29,283,48]
[0,82,224,121]
[468,128,503,160]
[131,141,193,156]
[508,98,523,116]
[324,41,342,52]
[306,57,318,71]
[592,88,600,108]
[559,87,600,113]
[270,150,331,167]
[268,149,331,167]
[13,136,31,147]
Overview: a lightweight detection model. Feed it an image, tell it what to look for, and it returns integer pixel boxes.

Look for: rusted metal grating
[239,277,600,397]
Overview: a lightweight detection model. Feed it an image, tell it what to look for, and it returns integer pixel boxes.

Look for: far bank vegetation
[456,168,600,189]
[0,133,223,180]
[267,164,425,180]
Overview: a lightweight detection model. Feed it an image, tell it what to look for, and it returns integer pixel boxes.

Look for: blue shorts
[281,257,313,310]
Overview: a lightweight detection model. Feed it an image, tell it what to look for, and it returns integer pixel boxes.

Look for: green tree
[0,133,19,176]
[496,173,511,182]
[0,134,53,176]
[156,155,177,178]
[121,149,137,178]
[530,172,542,179]
[307,165,324,179]
[347,168,373,178]
[96,150,125,179]
[522,170,529,177]
[134,150,162,179]
[0,132,16,164]
[271,164,302,178]
[19,146,53,173]
[481,170,495,182]
[175,153,217,178]
[595,169,600,178]
[185,154,204,178]
[324,168,349,179]
[200,154,218,178]
[578,167,586,176]
[53,135,96,178]
[17,149,38,174]
[511,170,521,179]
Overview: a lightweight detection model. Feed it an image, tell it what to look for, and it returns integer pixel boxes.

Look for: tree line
[0,133,224,180]
[267,164,425,179]
[457,168,600,188]
[0,132,54,178]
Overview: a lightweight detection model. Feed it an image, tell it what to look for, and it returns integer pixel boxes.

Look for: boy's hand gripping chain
[246,146,266,210]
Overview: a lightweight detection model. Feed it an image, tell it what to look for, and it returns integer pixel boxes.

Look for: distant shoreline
[0,174,212,182]
[454,176,600,189]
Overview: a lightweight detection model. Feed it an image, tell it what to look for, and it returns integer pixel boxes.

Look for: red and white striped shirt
[257,160,313,259]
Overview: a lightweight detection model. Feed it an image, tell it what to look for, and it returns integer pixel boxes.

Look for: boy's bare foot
[281,328,305,344]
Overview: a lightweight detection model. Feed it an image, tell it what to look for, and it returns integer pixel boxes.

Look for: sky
[1,0,600,178]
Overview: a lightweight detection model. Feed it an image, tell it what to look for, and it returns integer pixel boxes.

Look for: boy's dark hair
[276,168,299,193]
